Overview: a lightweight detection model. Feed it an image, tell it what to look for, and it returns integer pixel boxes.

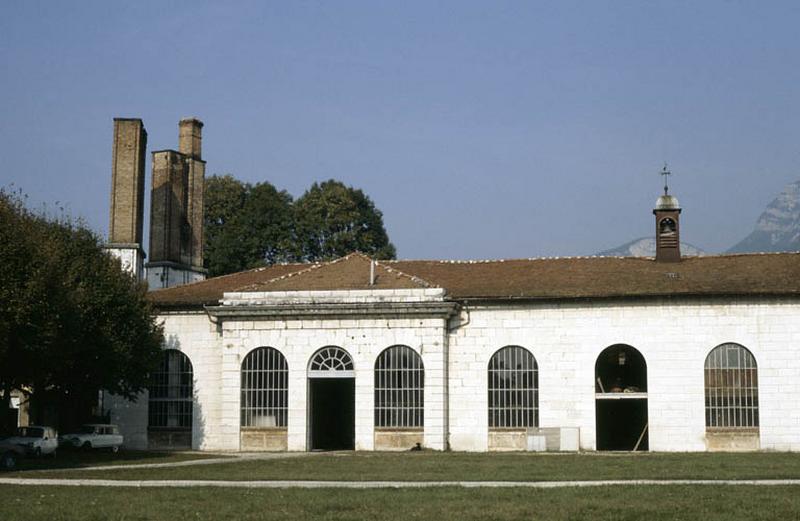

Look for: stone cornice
[204,301,459,321]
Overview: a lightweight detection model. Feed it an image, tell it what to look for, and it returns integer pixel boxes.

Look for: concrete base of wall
[240,428,288,451]
[488,430,527,451]
[148,430,192,450]
[705,429,760,451]
[374,429,424,451]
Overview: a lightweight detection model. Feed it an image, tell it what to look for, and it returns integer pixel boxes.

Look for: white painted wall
[448,298,800,452]
[105,246,144,281]
[146,265,206,290]
[110,293,800,452]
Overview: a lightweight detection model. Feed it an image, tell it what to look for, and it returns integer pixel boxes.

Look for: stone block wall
[447,297,800,452]
[110,293,800,452]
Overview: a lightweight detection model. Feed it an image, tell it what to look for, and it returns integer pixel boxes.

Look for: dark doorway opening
[595,344,648,451]
[595,399,649,451]
[309,378,355,450]
[595,344,647,393]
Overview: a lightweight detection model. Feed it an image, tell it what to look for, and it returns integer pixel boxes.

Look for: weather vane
[660,163,672,195]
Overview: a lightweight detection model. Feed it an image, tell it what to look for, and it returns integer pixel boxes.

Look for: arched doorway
[594,344,648,451]
[307,346,355,450]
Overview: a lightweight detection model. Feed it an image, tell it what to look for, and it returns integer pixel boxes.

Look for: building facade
[105,117,800,452]
[104,247,800,453]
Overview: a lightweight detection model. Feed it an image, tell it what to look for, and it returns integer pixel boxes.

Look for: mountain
[727,180,800,253]
[598,237,705,257]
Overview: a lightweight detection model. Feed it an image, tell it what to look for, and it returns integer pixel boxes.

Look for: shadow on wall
[192,386,206,450]
[150,177,193,265]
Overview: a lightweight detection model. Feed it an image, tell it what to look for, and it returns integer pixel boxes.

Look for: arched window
[374,346,424,428]
[241,347,288,428]
[148,350,193,429]
[705,343,758,429]
[488,346,538,428]
[308,346,354,376]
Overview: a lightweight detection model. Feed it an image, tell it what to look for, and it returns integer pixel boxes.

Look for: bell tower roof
[655,194,680,210]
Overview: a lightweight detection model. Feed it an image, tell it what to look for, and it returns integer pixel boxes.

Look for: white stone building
[104,118,800,452]
[112,245,800,453]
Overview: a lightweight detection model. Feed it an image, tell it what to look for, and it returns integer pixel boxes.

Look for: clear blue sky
[1,1,798,259]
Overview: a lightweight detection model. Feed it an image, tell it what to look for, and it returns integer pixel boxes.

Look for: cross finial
[660,163,672,195]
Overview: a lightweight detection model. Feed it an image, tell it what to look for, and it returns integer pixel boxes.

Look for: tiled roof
[384,253,800,299]
[239,252,431,292]
[146,263,306,307]
[147,251,800,307]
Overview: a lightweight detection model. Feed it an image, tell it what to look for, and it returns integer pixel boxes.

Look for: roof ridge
[234,252,380,292]
[373,259,432,288]
[387,251,800,264]
[389,255,647,264]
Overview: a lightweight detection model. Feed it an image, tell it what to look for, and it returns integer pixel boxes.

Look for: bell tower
[653,165,681,263]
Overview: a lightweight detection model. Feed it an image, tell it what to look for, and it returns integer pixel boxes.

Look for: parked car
[59,424,123,452]
[0,439,27,470]
[3,426,59,457]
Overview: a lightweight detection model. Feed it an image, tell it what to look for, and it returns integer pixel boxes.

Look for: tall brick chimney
[106,118,147,279]
[145,118,207,289]
[178,118,203,160]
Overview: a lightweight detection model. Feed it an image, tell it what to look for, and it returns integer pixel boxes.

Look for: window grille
[309,346,354,376]
[241,347,288,428]
[488,346,538,428]
[148,350,193,429]
[705,343,759,429]
[374,345,424,428]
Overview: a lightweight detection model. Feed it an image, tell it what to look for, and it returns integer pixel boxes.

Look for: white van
[4,426,59,457]
[60,424,124,452]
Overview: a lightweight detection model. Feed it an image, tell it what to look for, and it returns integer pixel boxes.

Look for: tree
[204,175,295,277]
[294,180,396,261]
[204,175,250,277]
[204,176,397,276]
[0,191,164,432]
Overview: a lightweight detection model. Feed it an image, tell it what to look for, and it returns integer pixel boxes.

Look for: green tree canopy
[204,176,395,276]
[294,180,396,262]
[0,191,163,431]
[204,175,294,276]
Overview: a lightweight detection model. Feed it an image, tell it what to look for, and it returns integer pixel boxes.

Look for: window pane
[488,346,538,428]
[148,350,193,430]
[240,347,289,427]
[704,343,758,429]
[374,346,424,428]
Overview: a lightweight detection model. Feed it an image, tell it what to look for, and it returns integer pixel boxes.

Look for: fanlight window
[704,343,759,429]
[309,346,354,376]
[241,347,288,428]
[488,346,539,428]
[148,350,193,429]
[374,345,424,428]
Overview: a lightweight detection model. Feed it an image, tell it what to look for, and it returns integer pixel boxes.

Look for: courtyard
[2,452,800,520]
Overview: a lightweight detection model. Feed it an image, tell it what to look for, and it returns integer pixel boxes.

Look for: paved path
[48,451,314,472]
[3,478,800,488]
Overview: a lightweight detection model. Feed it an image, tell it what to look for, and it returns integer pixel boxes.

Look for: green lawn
[1,484,798,521]
[9,449,220,473]
[20,451,800,481]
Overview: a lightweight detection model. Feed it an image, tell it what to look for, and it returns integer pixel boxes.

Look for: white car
[4,426,59,457]
[60,424,124,452]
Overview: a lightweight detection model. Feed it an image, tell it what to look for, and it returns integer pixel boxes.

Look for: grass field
[19,451,800,482]
[9,450,220,473]
[1,484,799,520]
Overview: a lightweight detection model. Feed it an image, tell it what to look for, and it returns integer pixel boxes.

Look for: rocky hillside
[727,180,800,253]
